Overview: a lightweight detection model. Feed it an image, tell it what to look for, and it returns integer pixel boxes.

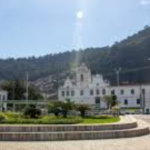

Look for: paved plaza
[0,115,150,150]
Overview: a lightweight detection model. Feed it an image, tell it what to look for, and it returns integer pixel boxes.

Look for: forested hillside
[0,26,150,87]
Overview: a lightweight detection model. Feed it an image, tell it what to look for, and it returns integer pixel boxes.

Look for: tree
[47,101,62,117]
[60,99,75,118]
[112,94,117,108]
[102,95,114,109]
[76,104,90,117]
[28,86,43,100]
[2,80,25,100]
[48,99,74,118]
[2,81,43,100]
[23,105,41,119]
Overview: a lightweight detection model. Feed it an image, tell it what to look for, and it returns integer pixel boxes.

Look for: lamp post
[26,72,29,107]
[114,68,122,116]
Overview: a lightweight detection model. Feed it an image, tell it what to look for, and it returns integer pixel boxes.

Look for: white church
[58,63,150,114]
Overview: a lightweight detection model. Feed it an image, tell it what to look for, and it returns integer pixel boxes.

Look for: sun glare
[77,10,83,19]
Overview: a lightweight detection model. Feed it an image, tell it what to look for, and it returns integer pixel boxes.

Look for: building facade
[0,90,8,111]
[58,63,150,113]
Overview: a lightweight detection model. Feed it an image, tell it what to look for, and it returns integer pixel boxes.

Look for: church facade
[58,63,150,114]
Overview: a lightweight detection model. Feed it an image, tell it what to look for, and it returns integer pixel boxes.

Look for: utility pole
[115,68,121,86]
[26,72,29,106]
[114,68,121,116]
[12,81,15,112]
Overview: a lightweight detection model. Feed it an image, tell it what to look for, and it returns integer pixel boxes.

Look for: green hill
[1,26,150,86]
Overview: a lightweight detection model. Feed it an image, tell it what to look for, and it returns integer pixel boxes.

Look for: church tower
[76,63,91,87]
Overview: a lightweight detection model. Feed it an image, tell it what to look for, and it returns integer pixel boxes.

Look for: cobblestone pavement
[0,115,150,150]
[0,135,150,150]
[134,115,150,124]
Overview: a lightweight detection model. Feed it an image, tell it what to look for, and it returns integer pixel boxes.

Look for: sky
[0,0,150,58]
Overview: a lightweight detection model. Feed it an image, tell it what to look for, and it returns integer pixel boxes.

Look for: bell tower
[76,63,91,87]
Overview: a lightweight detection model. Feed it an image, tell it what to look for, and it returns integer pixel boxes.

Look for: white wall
[0,90,8,111]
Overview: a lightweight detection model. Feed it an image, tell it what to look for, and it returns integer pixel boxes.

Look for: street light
[114,68,122,115]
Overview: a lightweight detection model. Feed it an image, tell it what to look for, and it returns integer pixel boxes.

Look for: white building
[0,90,8,111]
[58,63,150,114]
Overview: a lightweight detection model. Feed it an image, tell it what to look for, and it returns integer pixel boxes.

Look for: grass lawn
[0,112,120,124]
[82,117,120,124]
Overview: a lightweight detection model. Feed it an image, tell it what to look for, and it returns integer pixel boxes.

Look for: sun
[77,10,83,19]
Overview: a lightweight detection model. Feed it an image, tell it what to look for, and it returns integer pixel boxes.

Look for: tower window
[131,89,135,95]
[142,89,146,94]
[81,74,84,82]
[67,91,70,96]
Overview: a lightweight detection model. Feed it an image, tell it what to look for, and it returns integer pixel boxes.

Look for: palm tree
[102,95,114,109]
[60,99,75,118]
[76,104,90,117]
[47,101,62,117]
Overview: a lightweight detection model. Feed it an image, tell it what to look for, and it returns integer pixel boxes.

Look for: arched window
[81,74,84,82]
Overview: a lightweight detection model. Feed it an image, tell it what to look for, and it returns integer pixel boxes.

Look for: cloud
[140,0,150,6]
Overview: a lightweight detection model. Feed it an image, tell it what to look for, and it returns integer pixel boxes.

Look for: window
[96,83,99,86]
[95,97,100,104]
[111,90,115,95]
[66,91,70,96]
[80,90,84,96]
[2,95,5,100]
[102,89,106,95]
[61,91,65,97]
[96,89,99,95]
[131,89,135,95]
[81,74,84,82]
[137,99,140,105]
[124,99,128,105]
[90,90,93,95]
[120,89,124,95]
[142,89,146,94]
[71,90,75,96]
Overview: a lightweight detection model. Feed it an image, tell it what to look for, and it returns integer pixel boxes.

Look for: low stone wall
[0,122,137,132]
[0,127,149,141]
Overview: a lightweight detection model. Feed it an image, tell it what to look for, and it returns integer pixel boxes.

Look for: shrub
[4,112,21,119]
[41,116,83,124]
[2,116,83,124]
[23,106,41,119]
[0,113,6,122]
